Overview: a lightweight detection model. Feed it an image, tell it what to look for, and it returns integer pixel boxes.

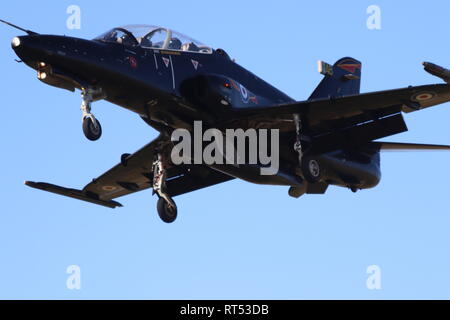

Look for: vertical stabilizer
[309,57,362,100]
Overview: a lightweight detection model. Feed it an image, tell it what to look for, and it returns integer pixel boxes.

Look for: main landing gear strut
[152,152,178,223]
[81,87,104,141]
[293,114,322,183]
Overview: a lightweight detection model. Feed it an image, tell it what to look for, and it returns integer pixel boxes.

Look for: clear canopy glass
[94,25,213,53]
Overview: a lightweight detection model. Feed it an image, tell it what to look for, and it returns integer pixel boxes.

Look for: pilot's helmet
[107,31,118,41]
[168,38,182,50]
[140,37,153,47]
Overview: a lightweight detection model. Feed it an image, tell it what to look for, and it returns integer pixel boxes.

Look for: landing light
[39,62,46,67]
[11,37,20,48]
[38,72,47,80]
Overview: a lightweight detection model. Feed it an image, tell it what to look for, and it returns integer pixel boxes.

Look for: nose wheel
[80,88,104,141]
[82,116,102,141]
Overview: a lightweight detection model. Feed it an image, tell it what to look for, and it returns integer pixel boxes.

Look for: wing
[26,136,234,208]
[232,84,450,131]
[372,142,450,151]
[227,84,450,152]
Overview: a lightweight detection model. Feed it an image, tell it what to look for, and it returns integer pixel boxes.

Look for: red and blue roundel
[128,56,138,69]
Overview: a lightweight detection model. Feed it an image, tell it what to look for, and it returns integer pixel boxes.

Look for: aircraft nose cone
[11,36,21,48]
[11,35,33,53]
[10,35,43,62]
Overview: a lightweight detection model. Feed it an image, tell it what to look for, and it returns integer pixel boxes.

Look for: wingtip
[23,180,123,209]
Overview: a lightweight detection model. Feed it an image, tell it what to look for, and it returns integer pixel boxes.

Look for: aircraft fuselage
[11,33,381,192]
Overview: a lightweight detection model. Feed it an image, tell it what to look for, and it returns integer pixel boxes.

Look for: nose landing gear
[80,88,104,141]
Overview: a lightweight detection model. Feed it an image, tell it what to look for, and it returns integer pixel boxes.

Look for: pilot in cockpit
[168,37,182,50]
[117,34,135,46]
[95,26,213,53]
[105,30,118,43]
[140,37,152,47]
[182,42,200,52]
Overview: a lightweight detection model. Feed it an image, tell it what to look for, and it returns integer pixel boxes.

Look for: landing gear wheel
[302,157,321,183]
[157,197,177,223]
[82,117,102,141]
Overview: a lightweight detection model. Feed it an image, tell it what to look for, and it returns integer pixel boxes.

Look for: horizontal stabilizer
[423,62,450,83]
[372,142,450,151]
[25,181,123,208]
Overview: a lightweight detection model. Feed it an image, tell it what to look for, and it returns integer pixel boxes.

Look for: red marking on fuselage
[337,63,361,73]
[229,79,240,92]
[128,56,138,69]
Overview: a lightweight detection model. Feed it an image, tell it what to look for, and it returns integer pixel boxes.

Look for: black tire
[82,117,102,141]
[302,157,322,183]
[157,197,177,223]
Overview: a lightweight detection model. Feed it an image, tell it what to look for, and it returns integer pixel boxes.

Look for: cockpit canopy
[94,25,213,53]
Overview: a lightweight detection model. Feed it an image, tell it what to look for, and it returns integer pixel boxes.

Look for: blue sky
[1,0,450,299]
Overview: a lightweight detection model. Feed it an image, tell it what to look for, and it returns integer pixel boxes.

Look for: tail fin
[309,57,362,100]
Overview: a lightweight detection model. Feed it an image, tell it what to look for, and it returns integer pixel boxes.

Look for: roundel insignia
[240,84,249,103]
[412,91,436,102]
[102,185,117,191]
[128,56,138,69]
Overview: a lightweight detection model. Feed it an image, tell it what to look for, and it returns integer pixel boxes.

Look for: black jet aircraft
[3,20,450,223]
